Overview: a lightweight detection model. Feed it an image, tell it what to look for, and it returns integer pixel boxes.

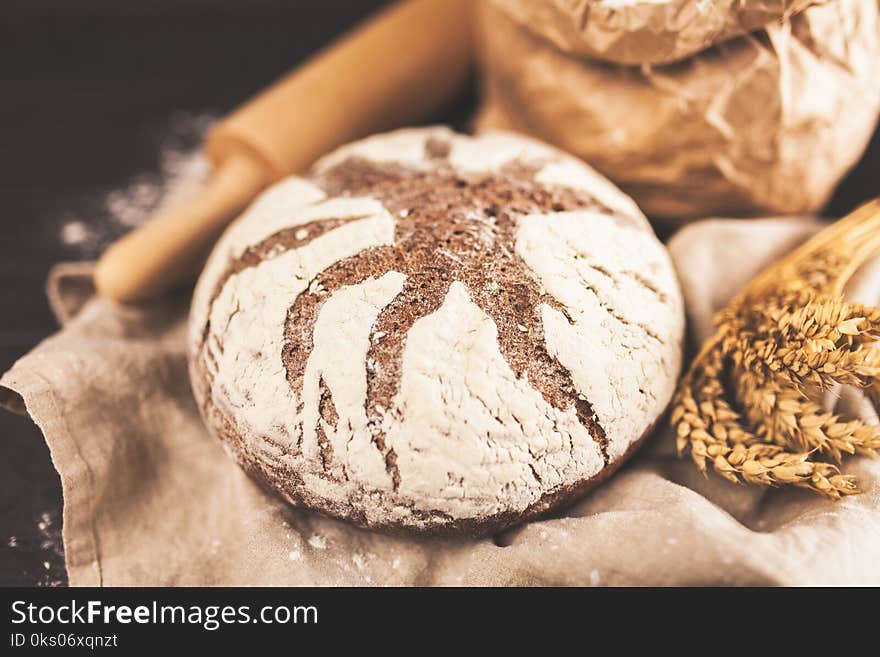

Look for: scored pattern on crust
[189,128,683,533]
[286,155,646,485]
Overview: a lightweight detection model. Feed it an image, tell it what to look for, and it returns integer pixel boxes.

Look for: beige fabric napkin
[3,217,880,586]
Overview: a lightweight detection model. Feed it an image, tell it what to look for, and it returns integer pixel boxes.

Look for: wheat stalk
[672,199,880,498]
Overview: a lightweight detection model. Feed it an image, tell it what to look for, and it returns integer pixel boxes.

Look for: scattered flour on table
[35,509,65,587]
[6,509,66,587]
[57,112,214,257]
[60,221,91,246]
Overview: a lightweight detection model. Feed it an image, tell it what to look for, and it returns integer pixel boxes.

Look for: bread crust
[189,128,684,536]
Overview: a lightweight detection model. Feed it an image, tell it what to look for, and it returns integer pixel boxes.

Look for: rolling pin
[94,0,472,303]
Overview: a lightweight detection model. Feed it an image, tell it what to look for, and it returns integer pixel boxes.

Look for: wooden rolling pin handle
[93,155,270,303]
[204,0,472,176]
[94,0,472,304]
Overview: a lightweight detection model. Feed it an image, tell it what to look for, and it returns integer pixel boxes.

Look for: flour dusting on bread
[188,127,684,535]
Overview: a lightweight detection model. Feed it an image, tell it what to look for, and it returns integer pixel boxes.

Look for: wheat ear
[672,199,880,498]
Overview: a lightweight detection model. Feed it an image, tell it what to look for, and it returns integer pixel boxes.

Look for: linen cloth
[3,217,879,585]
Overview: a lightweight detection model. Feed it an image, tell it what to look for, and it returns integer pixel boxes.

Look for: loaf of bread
[477,0,880,222]
[189,127,684,535]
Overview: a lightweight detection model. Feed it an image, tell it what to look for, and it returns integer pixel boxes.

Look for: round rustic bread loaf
[189,127,684,535]
[477,0,880,222]
[489,0,824,65]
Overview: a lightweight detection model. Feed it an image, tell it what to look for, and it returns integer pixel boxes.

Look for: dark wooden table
[0,1,877,586]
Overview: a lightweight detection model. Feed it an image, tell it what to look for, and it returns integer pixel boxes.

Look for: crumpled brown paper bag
[489,0,824,65]
[477,0,880,223]
[3,219,880,586]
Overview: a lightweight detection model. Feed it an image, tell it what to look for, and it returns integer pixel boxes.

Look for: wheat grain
[671,200,880,498]
[734,368,880,460]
